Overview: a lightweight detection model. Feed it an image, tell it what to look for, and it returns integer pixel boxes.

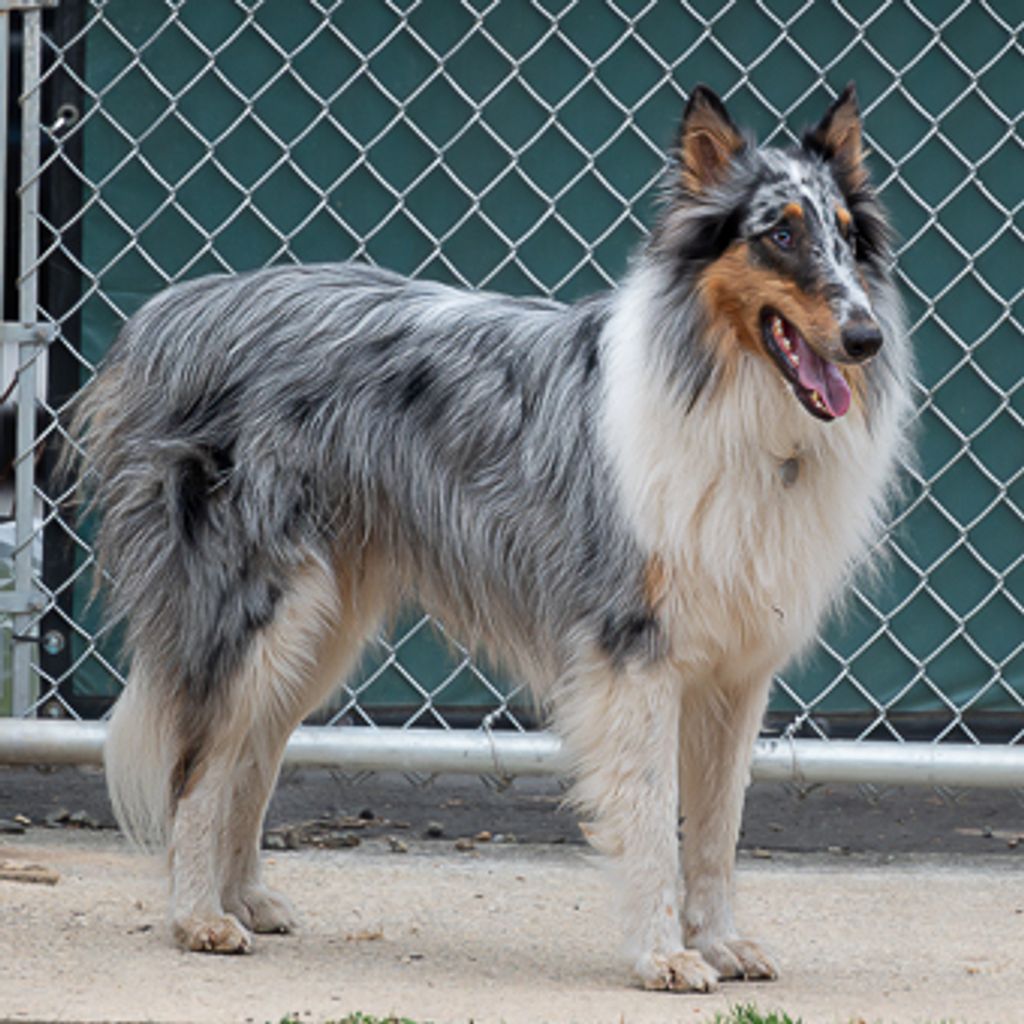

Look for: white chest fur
[602,297,902,684]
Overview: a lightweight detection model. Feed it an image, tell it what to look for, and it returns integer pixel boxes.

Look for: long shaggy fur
[70,84,913,985]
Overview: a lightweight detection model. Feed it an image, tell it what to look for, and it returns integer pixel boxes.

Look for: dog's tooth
[789,350,800,367]
[772,316,785,343]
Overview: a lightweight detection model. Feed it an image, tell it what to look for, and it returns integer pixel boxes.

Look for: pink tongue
[792,332,851,417]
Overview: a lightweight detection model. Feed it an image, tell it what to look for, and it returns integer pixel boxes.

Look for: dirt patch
[1,829,1023,1024]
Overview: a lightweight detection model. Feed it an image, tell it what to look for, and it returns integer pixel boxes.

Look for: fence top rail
[1,719,1022,789]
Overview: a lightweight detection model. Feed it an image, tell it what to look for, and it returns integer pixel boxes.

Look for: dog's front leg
[678,675,778,981]
[557,662,719,992]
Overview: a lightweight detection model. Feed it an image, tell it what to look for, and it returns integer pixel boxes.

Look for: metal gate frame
[1,1,54,718]
[1,1,1022,788]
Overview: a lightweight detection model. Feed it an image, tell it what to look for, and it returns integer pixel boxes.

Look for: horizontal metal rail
[1,719,1022,789]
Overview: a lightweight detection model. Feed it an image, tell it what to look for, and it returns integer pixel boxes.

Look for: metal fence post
[6,1,54,715]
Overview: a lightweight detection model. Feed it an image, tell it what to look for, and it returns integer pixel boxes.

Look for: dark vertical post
[40,0,89,716]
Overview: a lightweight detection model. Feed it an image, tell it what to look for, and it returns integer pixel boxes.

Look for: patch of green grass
[712,1005,803,1024]
[338,1016,422,1024]
[275,1015,423,1024]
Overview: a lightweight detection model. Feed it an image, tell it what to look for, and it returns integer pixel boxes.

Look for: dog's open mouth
[760,309,851,421]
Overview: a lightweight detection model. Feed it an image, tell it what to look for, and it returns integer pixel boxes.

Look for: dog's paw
[639,950,719,992]
[225,886,298,935]
[174,912,253,954]
[694,937,778,981]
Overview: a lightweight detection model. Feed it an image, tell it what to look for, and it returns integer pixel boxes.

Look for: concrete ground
[2,767,1023,1023]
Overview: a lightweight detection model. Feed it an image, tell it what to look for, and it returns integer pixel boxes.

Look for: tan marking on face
[698,243,842,362]
[841,364,868,414]
[783,201,804,221]
[836,206,852,233]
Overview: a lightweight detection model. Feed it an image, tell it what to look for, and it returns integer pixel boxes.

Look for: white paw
[693,936,779,981]
[173,912,253,954]
[639,949,720,992]
[224,885,298,934]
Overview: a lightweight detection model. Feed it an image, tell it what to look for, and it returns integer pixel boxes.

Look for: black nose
[841,319,883,362]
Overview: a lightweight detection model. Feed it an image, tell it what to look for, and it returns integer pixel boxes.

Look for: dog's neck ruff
[599,258,907,667]
[602,259,861,461]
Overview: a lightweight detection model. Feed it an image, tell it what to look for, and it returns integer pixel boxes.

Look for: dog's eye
[770,226,794,250]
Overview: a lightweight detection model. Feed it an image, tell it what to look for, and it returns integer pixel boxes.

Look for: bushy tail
[65,349,180,848]
[104,665,177,850]
[66,282,334,848]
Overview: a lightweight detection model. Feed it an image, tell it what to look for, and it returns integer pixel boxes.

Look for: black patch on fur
[185,570,285,710]
[848,194,890,267]
[400,358,435,410]
[242,581,282,634]
[174,442,236,546]
[565,308,604,380]
[600,610,658,662]
[286,391,324,427]
[210,442,235,476]
[666,177,762,292]
[381,357,451,423]
[801,130,831,162]
[748,224,819,295]
[684,357,715,414]
[677,202,747,270]
[576,487,602,573]
[502,360,519,394]
[756,244,815,294]
[177,457,210,545]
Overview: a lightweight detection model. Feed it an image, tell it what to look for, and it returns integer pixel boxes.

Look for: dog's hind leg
[555,658,719,993]
[168,555,343,953]
[218,551,392,936]
[678,674,778,981]
[217,719,302,937]
[169,730,254,953]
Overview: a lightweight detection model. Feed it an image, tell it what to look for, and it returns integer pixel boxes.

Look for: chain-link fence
[2,1,1021,773]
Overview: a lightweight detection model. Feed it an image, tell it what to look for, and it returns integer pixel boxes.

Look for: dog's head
[656,84,892,422]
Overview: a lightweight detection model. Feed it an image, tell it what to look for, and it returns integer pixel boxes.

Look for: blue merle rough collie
[71,84,912,990]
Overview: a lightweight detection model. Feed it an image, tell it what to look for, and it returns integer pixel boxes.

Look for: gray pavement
[2,766,1024,1023]
[2,763,1024,857]
[1,826,1023,1024]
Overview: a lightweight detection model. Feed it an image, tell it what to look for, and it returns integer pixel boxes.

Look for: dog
[69,83,912,991]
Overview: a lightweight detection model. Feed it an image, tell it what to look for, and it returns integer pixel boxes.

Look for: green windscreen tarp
[63,0,1021,736]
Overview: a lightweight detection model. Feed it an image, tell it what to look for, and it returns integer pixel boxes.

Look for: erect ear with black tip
[803,83,868,190]
[678,85,746,194]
